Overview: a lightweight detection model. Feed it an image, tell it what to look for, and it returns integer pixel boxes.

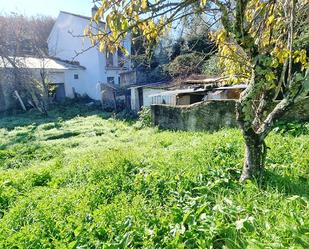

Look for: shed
[149,88,209,106]
[149,84,247,106]
[0,56,86,104]
[204,84,247,101]
[129,82,170,111]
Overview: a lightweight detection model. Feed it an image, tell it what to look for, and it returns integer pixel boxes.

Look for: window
[74,74,79,79]
[107,77,115,84]
[106,52,114,67]
[118,76,121,85]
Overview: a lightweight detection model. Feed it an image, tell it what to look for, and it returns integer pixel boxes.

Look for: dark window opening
[48,84,66,102]
[107,77,115,84]
[138,87,143,109]
[190,94,204,104]
[74,74,79,79]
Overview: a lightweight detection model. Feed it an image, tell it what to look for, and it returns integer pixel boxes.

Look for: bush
[202,55,223,76]
[167,53,204,78]
[134,106,152,129]
[273,121,309,136]
[115,109,138,121]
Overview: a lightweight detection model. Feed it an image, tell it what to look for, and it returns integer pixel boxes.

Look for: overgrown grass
[0,105,308,248]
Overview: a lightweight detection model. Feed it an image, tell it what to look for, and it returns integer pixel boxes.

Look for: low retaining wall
[151,98,309,131]
[151,100,238,131]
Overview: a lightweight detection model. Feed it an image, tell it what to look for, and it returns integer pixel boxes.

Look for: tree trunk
[240,135,266,182]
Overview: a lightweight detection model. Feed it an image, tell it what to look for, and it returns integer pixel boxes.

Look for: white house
[47,6,132,100]
[0,56,85,102]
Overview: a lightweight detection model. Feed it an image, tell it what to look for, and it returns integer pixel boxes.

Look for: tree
[0,14,55,56]
[131,29,172,83]
[202,54,223,76]
[0,56,51,115]
[89,0,309,181]
[167,52,205,77]
[0,14,54,114]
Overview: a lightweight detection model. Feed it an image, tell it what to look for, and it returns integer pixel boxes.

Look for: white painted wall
[152,94,177,105]
[21,68,83,99]
[130,87,168,111]
[143,88,167,107]
[48,72,65,83]
[130,87,140,111]
[63,70,85,98]
[48,12,132,100]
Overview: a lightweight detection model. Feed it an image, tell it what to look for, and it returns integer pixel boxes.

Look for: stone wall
[151,98,309,131]
[151,100,238,131]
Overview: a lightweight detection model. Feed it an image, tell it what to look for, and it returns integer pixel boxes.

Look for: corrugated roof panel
[0,57,86,70]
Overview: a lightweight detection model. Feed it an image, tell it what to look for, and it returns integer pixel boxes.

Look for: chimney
[92,4,99,18]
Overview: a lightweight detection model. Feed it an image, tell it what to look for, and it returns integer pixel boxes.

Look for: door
[54,84,66,102]
[138,88,143,109]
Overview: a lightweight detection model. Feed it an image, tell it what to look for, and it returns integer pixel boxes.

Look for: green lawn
[0,104,308,248]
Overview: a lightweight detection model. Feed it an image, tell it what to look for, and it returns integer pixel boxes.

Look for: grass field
[0,104,308,248]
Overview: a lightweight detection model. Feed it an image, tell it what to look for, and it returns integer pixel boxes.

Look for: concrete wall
[130,87,140,111]
[151,98,309,131]
[177,95,191,105]
[120,70,149,87]
[63,70,85,98]
[152,100,238,131]
[120,70,136,87]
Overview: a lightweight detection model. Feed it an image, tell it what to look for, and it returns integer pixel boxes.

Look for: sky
[0,0,95,17]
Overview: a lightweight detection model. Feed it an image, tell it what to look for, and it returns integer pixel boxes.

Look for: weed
[0,105,308,248]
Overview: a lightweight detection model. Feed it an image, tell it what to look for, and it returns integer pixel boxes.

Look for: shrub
[115,109,138,121]
[273,121,309,136]
[134,106,152,129]
[167,53,204,77]
[202,55,223,76]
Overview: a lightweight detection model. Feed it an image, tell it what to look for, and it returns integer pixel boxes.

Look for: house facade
[47,8,132,100]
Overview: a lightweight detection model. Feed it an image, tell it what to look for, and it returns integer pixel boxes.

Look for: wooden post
[14,90,26,111]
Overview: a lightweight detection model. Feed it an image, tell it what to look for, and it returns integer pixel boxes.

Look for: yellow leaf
[267,15,275,26]
[121,47,129,57]
[141,0,148,10]
[200,0,207,8]
[94,8,103,23]
[121,19,128,31]
[265,71,276,82]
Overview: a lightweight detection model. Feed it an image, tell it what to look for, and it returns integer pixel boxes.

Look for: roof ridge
[0,56,86,70]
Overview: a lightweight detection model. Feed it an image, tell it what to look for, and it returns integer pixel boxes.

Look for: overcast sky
[0,0,95,17]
